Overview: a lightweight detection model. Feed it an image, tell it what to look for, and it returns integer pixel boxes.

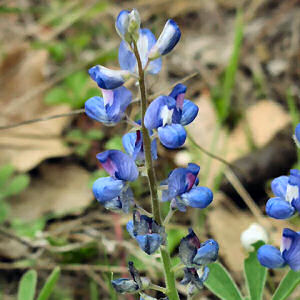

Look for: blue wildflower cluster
[257,124,300,272]
[84,8,218,298]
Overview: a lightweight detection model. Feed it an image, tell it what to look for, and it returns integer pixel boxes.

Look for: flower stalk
[133,41,180,300]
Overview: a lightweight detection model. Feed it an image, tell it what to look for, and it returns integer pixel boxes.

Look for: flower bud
[240,223,268,251]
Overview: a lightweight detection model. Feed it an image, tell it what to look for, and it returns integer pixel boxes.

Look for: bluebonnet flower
[89,9,181,90]
[148,19,181,60]
[122,124,157,163]
[140,294,168,300]
[293,123,300,148]
[161,163,213,211]
[265,169,300,219]
[127,210,166,255]
[115,9,140,43]
[144,84,198,149]
[93,150,138,212]
[257,228,300,271]
[112,261,150,294]
[179,229,219,291]
[85,86,132,125]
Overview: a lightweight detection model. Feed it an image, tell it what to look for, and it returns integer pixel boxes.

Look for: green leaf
[89,280,99,300]
[105,136,122,150]
[4,174,30,197]
[272,269,300,300]
[11,218,46,238]
[17,270,37,300]
[65,71,87,95]
[85,87,101,99]
[205,262,243,300]
[167,228,186,254]
[37,267,60,300]
[244,243,267,300]
[0,200,10,223]
[0,165,14,188]
[86,129,104,141]
[44,87,70,105]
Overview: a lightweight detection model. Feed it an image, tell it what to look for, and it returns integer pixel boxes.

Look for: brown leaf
[0,46,71,172]
[9,163,94,221]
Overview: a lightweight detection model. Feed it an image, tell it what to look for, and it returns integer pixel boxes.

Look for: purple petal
[266,197,295,219]
[281,228,300,271]
[179,229,200,267]
[111,278,139,294]
[96,150,138,181]
[169,83,187,110]
[158,124,186,149]
[257,245,286,269]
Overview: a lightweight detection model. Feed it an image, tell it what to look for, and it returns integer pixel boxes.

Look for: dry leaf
[9,162,94,221]
[0,46,71,172]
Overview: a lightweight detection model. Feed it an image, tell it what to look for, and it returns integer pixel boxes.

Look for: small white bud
[240,223,268,252]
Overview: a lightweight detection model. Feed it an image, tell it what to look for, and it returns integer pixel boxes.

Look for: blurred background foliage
[0,0,299,299]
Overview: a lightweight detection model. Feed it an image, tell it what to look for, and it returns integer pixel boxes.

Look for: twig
[0,262,127,273]
[0,109,84,130]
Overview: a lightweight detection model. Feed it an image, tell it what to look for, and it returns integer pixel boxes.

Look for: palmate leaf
[272,269,300,300]
[205,262,243,300]
[244,242,267,300]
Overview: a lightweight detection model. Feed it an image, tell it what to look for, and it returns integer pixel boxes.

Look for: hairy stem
[133,42,180,300]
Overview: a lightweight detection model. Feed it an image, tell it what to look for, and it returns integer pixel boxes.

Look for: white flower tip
[240,223,268,252]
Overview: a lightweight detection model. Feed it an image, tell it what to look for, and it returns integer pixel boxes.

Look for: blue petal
[257,245,286,269]
[118,40,136,73]
[88,65,130,89]
[158,124,186,149]
[271,176,288,198]
[295,123,300,143]
[85,96,107,123]
[148,19,181,59]
[135,233,162,255]
[96,150,139,181]
[281,228,300,271]
[181,187,213,209]
[115,10,130,39]
[144,96,176,130]
[111,278,139,294]
[126,220,135,238]
[266,197,295,219]
[180,100,199,126]
[122,132,137,157]
[193,239,219,266]
[92,177,124,203]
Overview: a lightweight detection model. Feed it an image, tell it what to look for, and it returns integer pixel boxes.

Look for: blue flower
[85,86,132,125]
[92,177,133,213]
[115,9,140,43]
[112,261,150,294]
[144,84,198,149]
[293,123,300,148]
[126,210,166,255]
[179,229,218,291]
[119,28,162,75]
[96,150,139,182]
[257,228,300,271]
[122,126,157,163]
[162,163,213,211]
[148,19,181,60]
[88,65,131,90]
[266,170,300,219]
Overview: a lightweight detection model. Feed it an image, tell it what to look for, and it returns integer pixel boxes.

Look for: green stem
[132,41,180,300]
